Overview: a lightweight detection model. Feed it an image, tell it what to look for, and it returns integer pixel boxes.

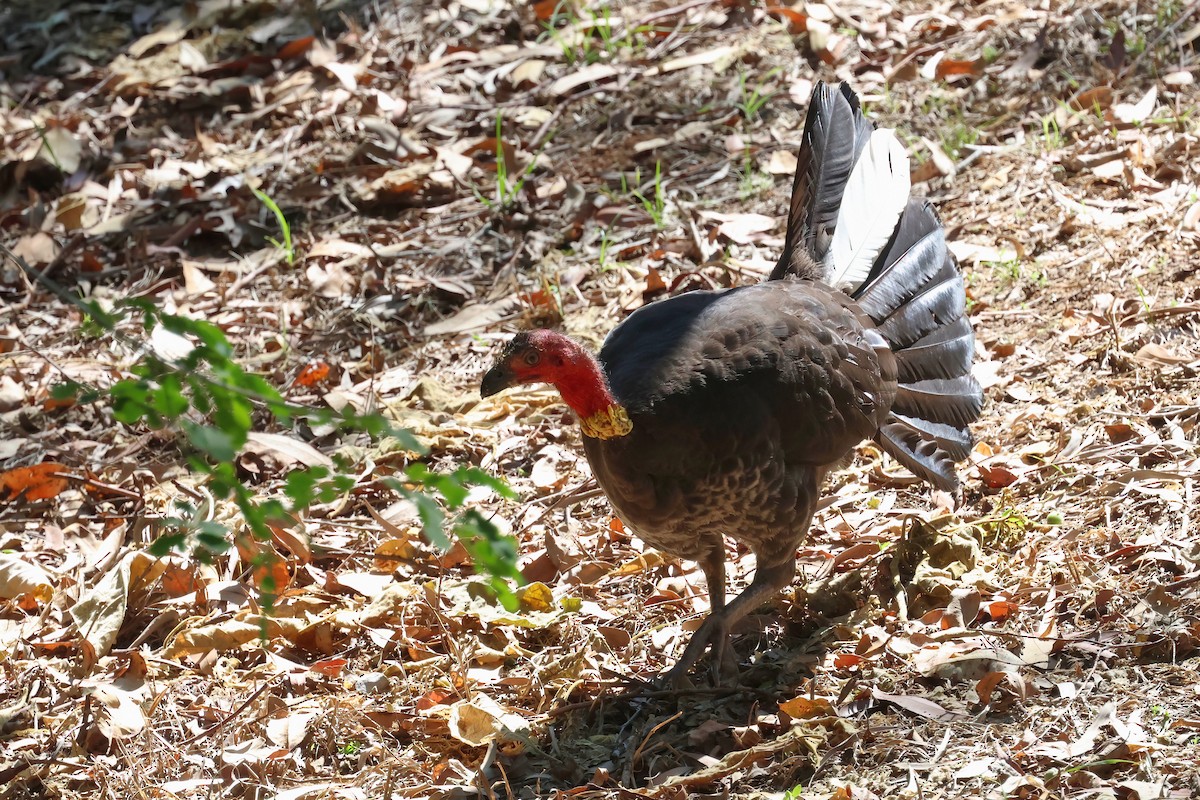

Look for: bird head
[480,329,574,397]
[480,330,631,439]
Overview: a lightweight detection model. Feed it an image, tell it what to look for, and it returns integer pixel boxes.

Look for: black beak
[480,363,514,398]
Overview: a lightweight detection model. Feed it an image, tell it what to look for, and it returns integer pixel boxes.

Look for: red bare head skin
[480,329,617,420]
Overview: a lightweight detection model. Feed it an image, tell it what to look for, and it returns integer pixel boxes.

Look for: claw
[661,613,736,688]
[660,558,798,687]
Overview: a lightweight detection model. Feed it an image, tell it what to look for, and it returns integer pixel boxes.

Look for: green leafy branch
[6,239,524,608]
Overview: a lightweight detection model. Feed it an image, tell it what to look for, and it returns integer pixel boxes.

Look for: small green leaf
[182,421,237,462]
[51,382,81,400]
[153,373,191,419]
[284,466,330,507]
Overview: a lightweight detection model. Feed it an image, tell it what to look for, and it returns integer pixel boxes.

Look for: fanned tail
[853,199,981,490]
[772,81,982,490]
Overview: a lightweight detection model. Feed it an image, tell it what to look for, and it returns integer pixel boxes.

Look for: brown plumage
[481,82,982,685]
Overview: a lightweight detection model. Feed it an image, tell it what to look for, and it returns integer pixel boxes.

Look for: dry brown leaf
[934,57,985,81]
[244,432,334,469]
[871,690,964,722]
[779,696,836,719]
[73,552,165,658]
[0,462,69,502]
[978,464,1018,489]
[518,581,554,612]
[701,211,776,244]
[424,297,516,336]
[765,6,808,32]
[38,125,83,173]
[89,685,148,746]
[267,707,319,750]
[656,46,736,74]
[374,537,418,571]
[0,554,54,600]
[1069,86,1114,112]
[1111,86,1157,124]
[10,232,59,267]
[447,693,530,746]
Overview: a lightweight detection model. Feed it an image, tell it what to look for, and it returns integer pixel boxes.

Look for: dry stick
[176,673,282,746]
[642,10,690,62]
[55,470,142,501]
[636,0,714,25]
[630,709,682,769]
[514,480,604,536]
[1165,572,1200,593]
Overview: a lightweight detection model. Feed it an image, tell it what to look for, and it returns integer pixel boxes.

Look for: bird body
[586,281,894,564]
[481,82,982,684]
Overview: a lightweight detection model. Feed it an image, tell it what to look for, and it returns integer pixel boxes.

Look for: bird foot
[659,615,738,689]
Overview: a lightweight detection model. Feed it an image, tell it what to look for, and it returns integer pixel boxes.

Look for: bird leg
[697,547,738,682]
[699,546,727,615]
[662,556,797,687]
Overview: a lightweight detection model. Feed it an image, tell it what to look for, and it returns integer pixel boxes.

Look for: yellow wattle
[579,405,633,440]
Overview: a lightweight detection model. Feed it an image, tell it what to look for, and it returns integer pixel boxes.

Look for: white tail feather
[824,129,910,291]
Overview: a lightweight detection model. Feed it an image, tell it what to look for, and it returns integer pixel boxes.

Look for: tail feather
[893,376,983,427]
[824,130,911,291]
[894,317,975,382]
[770,82,873,281]
[890,413,973,460]
[874,272,965,349]
[876,420,961,492]
[852,199,946,318]
[862,198,980,489]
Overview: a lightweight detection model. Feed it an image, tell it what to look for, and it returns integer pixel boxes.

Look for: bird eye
[522,351,540,366]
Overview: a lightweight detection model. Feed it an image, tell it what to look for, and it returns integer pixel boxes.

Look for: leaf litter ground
[1,1,1199,798]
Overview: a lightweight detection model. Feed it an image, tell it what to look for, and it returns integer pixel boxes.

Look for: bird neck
[553,344,632,440]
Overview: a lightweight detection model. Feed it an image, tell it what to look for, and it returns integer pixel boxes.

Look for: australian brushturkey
[481,82,982,685]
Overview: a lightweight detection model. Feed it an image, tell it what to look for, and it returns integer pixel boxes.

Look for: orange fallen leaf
[294,361,331,387]
[1103,423,1137,443]
[160,562,202,598]
[643,268,667,303]
[978,464,1018,489]
[935,57,985,80]
[833,653,864,670]
[374,537,417,571]
[1069,86,1113,112]
[235,533,292,594]
[310,658,347,678]
[987,600,1016,621]
[277,36,315,60]
[974,670,1021,706]
[518,289,556,311]
[81,250,104,273]
[43,393,77,411]
[779,696,836,719]
[765,6,808,32]
[532,0,559,22]
[416,689,452,711]
[0,462,70,502]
